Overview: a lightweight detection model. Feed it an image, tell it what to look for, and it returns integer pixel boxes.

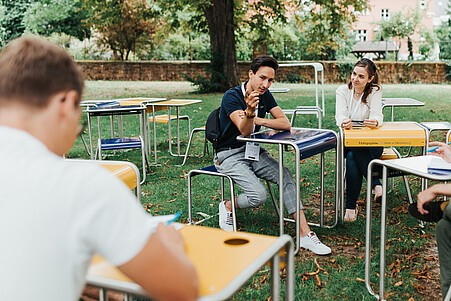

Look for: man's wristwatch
[244,110,256,118]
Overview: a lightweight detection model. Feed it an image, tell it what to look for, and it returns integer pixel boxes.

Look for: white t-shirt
[0,126,158,300]
[335,84,383,127]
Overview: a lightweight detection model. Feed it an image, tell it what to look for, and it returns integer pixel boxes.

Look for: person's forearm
[238,116,256,137]
[430,183,451,198]
[254,116,291,131]
[432,183,451,221]
[118,227,199,301]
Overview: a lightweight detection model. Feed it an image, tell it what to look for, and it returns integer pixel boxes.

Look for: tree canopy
[374,8,422,60]
[0,0,89,45]
[82,0,158,61]
[0,0,372,90]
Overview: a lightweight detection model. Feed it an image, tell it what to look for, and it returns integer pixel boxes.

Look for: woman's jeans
[345,146,383,210]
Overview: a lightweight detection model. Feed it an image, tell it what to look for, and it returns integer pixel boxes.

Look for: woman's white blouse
[335,84,383,127]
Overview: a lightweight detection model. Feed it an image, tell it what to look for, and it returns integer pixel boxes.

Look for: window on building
[381,9,390,20]
[355,30,367,42]
[420,0,427,9]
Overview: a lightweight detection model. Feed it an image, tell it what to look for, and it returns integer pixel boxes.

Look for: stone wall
[77,60,448,84]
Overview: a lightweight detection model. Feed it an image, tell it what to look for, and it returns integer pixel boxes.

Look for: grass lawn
[69,81,451,300]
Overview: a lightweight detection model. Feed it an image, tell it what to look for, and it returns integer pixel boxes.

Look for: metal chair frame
[187,166,278,232]
[179,126,208,166]
[87,104,149,184]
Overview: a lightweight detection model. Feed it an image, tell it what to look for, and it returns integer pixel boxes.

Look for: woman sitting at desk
[335,58,384,222]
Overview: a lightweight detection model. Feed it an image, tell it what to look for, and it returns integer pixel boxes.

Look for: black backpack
[205,107,222,150]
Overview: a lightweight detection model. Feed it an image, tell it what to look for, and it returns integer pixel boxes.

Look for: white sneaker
[299,232,331,255]
[219,201,234,232]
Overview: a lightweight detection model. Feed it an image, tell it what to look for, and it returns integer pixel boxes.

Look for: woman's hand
[363,119,378,128]
[341,118,353,130]
[429,141,451,163]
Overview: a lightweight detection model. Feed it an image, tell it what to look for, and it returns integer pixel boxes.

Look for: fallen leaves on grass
[406,253,420,261]
[410,280,426,294]
[315,274,321,286]
[394,281,404,287]
[301,259,328,287]
[356,277,365,283]
[423,255,438,262]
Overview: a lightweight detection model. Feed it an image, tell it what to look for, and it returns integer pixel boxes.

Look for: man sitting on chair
[214,55,331,255]
[0,36,198,300]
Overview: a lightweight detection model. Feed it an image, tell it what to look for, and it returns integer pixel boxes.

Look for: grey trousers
[214,145,302,215]
[437,217,451,300]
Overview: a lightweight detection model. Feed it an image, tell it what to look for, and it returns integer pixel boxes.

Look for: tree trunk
[203,0,241,91]
[253,42,267,59]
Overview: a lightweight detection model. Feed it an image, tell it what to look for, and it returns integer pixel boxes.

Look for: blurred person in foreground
[0,36,198,301]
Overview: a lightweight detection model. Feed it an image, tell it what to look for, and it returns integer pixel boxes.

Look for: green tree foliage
[157,0,367,92]
[418,27,439,59]
[435,3,451,61]
[436,21,451,60]
[293,0,368,60]
[237,0,288,58]
[0,0,89,46]
[146,32,210,60]
[0,0,30,45]
[149,8,209,61]
[375,9,421,61]
[158,0,240,92]
[82,0,158,60]
[22,0,89,41]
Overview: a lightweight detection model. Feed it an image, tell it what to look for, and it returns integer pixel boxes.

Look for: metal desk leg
[320,152,325,227]
[278,144,285,237]
[378,166,389,300]
[286,240,295,301]
[365,161,389,300]
[271,253,280,300]
[88,112,94,160]
[168,107,182,157]
[177,107,181,156]
[365,161,376,297]
[295,146,301,255]
[99,288,108,301]
[339,128,345,224]
[151,106,160,165]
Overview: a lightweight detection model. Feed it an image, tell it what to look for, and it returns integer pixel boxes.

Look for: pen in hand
[427,142,451,153]
[166,212,182,225]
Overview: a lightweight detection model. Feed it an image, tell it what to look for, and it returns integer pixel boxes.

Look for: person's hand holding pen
[427,141,451,163]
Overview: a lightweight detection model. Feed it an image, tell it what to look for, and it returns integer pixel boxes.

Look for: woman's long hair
[347,58,381,104]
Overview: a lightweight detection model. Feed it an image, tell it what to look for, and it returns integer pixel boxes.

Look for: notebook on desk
[427,157,451,175]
